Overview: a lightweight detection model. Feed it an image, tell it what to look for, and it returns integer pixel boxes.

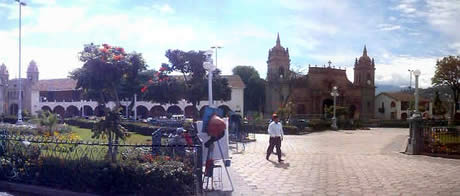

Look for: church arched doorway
[322,99,333,118]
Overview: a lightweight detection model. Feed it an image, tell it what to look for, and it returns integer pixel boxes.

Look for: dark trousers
[266,137,282,161]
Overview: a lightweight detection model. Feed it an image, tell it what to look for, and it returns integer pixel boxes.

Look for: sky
[0,0,459,89]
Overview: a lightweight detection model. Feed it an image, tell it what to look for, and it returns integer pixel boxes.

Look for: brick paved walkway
[228,128,460,196]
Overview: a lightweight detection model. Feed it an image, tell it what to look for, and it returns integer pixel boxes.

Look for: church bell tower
[265,33,291,116]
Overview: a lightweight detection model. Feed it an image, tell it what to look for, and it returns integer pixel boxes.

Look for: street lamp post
[413,69,421,116]
[210,46,222,69]
[15,0,26,124]
[408,69,414,91]
[330,86,339,130]
[203,50,216,107]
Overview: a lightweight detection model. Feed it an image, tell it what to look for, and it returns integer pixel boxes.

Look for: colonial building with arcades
[265,34,375,119]
[0,61,245,119]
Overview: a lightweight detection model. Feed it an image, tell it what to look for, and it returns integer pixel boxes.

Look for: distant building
[0,61,245,119]
[375,92,432,120]
[264,33,375,119]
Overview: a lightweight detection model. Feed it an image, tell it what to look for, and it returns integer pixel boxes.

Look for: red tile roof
[35,79,78,91]
[33,75,245,92]
[222,75,245,89]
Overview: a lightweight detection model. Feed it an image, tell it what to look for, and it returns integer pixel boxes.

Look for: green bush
[122,122,160,136]
[378,120,409,128]
[0,147,194,195]
[64,118,96,129]
[1,115,31,124]
[65,118,160,136]
[308,119,331,131]
[283,125,299,135]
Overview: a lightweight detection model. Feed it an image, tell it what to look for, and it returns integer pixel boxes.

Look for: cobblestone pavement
[229,128,460,196]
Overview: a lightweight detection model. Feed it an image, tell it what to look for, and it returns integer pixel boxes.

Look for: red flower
[141,86,147,93]
[148,79,153,84]
[117,47,125,53]
[102,44,110,49]
[113,55,123,61]
[100,48,108,53]
[159,67,167,72]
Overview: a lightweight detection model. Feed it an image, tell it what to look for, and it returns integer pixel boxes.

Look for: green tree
[142,49,231,117]
[432,55,460,117]
[38,110,58,136]
[70,43,144,162]
[232,66,266,113]
[433,91,447,116]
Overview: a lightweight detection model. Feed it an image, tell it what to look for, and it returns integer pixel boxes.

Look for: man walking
[266,113,284,162]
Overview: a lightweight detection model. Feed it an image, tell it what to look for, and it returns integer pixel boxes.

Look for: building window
[279,67,285,78]
[391,101,396,108]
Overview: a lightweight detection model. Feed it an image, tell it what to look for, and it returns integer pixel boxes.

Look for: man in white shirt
[266,113,284,162]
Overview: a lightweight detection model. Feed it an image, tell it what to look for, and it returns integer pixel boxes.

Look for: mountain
[375,84,404,95]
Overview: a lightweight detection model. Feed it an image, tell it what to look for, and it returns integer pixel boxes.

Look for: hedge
[0,150,194,195]
[1,115,31,124]
[64,118,161,136]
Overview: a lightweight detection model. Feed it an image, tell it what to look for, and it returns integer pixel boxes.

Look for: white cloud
[392,0,418,16]
[32,0,57,5]
[377,24,401,31]
[152,4,174,15]
[425,0,460,54]
[2,2,34,20]
[375,55,438,88]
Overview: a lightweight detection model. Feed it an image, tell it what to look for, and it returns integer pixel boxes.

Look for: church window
[367,102,371,112]
[280,95,284,103]
[391,101,396,108]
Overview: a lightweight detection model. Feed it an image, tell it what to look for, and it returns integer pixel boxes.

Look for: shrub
[308,119,331,131]
[283,125,299,135]
[65,118,160,136]
[0,145,195,195]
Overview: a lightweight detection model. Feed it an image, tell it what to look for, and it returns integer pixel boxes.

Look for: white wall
[37,87,245,117]
[375,94,398,120]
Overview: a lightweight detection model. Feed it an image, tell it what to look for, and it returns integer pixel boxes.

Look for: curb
[0,181,98,196]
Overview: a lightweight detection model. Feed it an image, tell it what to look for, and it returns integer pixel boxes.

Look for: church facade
[265,34,375,119]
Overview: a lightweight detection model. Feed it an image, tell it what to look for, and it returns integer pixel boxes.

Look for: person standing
[266,113,284,162]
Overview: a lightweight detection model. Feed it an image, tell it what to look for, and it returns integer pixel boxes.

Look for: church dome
[358,45,371,65]
[0,63,8,74]
[27,60,39,73]
[359,55,371,63]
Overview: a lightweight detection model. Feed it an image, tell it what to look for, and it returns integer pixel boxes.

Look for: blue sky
[0,0,459,88]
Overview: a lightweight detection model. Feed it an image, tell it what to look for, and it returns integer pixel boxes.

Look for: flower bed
[0,138,196,195]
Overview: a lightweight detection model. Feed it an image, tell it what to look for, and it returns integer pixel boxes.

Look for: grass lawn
[70,126,151,144]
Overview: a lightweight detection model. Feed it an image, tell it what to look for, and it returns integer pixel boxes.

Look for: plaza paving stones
[227,128,460,196]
